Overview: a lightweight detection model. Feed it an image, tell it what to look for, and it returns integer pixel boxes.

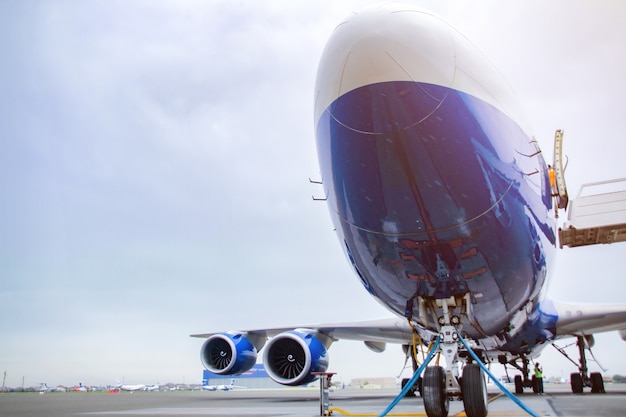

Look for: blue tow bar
[377,332,542,417]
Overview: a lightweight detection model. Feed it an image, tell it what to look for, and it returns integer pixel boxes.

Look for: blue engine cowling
[200,332,258,375]
[262,330,329,386]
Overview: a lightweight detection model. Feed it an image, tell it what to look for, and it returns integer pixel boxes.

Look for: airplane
[192,4,626,417]
[117,383,145,392]
[113,381,158,392]
[36,383,53,393]
[37,383,69,393]
[202,378,245,391]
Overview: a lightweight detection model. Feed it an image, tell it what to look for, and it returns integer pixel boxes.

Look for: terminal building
[202,364,285,389]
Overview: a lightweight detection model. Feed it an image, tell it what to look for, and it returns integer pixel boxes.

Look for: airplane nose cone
[314,4,456,132]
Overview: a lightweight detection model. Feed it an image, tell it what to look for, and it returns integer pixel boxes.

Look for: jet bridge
[558,178,626,248]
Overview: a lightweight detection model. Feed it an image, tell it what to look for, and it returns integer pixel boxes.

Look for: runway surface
[1,384,625,417]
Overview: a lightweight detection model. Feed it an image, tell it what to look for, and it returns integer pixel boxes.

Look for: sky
[1,0,626,388]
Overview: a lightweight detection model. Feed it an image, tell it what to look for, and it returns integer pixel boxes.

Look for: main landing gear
[505,335,606,395]
[498,353,534,394]
[552,335,606,394]
[506,355,545,394]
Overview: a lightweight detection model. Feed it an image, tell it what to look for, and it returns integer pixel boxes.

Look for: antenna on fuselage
[309,177,327,201]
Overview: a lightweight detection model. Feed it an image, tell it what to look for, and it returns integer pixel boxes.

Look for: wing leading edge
[191,317,420,345]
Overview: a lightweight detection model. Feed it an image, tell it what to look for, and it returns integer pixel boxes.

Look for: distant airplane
[114,381,159,392]
[202,379,245,391]
[192,4,626,417]
[36,383,53,393]
[37,383,68,393]
[118,383,145,391]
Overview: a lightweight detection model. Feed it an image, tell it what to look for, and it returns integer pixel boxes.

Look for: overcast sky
[1,0,626,388]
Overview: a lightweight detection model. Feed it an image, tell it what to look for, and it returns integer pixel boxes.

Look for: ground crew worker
[534,362,544,394]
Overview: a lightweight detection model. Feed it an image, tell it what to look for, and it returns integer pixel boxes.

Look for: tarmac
[1,383,625,417]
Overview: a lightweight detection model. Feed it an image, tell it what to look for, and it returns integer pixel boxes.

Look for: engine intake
[263,330,329,386]
[200,332,260,375]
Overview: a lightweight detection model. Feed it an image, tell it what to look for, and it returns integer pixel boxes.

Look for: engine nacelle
[200,332,261,375]
[263,330,329,386]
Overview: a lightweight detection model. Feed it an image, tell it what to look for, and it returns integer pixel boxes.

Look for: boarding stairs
[545,130,626,248]
[558,178,626,248]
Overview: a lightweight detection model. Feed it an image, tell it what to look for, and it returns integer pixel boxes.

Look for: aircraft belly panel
[316,81,556,337]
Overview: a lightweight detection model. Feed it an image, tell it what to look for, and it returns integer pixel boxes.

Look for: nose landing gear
[418,298,489,417]
[413,297,540,417]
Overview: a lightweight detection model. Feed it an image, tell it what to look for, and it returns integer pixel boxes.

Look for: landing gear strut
[570,336,605,393]
[502,354,533,394]
[401,344,422,397]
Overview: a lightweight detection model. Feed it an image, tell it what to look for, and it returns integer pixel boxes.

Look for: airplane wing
[191,304,626,363]
[191,304,626,390]
[551,300,626,337]
[190,317,422,346]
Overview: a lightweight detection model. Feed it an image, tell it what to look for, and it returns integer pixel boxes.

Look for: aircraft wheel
[570,373,583,394]
[514,375,524,394]
[401,378,415,397]
[590,372,605,393]
[461,364,487,417]
[423,366,449,417]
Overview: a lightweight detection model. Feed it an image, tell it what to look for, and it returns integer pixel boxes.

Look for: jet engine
[263,330,329,386]
[200,332,263,375]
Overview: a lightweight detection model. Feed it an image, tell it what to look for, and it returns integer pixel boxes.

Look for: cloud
[1,0,625,387]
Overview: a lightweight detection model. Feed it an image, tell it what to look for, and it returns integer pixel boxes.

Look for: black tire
[423,366,449,417]
[514,375,523,394]
[417,376,423,397]
[401,378,416,397]
[590,372,605,393]
[571,373,583,394]
[461,364,488,417]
